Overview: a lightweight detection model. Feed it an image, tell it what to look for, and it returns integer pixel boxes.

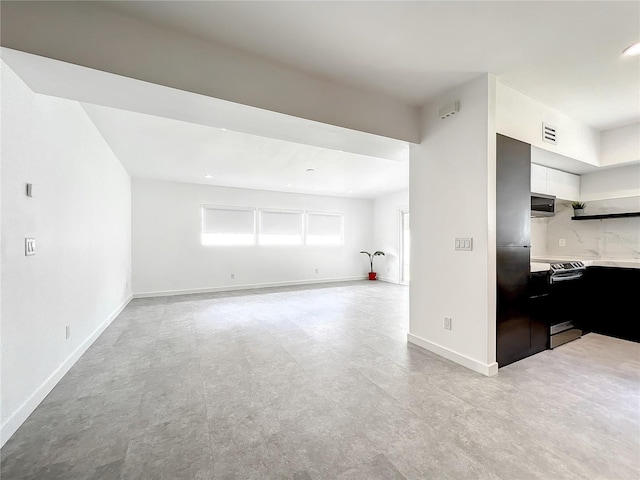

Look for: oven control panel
[551,261,585,272]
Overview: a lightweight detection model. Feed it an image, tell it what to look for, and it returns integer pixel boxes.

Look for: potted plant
[572,201,586,216]
[360,251,385,280]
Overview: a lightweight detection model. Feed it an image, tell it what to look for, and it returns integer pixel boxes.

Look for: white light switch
[455,237,473,251]
[25,238,36,256]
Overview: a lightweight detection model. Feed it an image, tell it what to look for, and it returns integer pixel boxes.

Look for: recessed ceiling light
[306,168,315,172]
[204,174,213,179]
[285,183,292,187]
[348,190,353,193]
[220,128,228,131]
[622,42,640,56]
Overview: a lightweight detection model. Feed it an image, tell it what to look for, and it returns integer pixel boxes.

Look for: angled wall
[0,62,132,446]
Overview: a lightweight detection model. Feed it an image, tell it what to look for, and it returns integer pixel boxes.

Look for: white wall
[580,164,640,202]
[539,199,640,260]
[132,179,373,296]
[1,1,419,143]
[409,74,497,376]
[497,82,601,167]
[373,190,409,284]
[600,123,640,167]
[530,218,549,258]
[532,164,640,260]
[534,164,640,260]
[1,62,132,446]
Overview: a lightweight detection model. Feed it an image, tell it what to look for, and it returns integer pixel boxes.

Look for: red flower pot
[368,272,377,280]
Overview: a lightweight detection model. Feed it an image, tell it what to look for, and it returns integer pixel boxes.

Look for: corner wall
[496,82,600,167]
[409,74,497,376]
[580,164,640,202]
[131,179,373,296]
[0,62,132,446]
[600,123,640,167]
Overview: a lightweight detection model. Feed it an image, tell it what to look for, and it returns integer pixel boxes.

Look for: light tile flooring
[1,281,639,479]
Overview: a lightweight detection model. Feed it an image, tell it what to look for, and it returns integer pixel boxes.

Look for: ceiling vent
[542,123,557,145]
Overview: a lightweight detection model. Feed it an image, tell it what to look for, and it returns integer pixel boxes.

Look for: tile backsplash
[531,196,640,259]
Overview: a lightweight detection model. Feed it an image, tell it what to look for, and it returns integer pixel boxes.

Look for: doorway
[401,210,410,284]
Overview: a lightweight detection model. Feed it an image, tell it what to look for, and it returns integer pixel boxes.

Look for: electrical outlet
[230,273,235,279]
[315,268,319,274]
[65,325,71,339]
[444,317,452,330]
[559,238,566,247]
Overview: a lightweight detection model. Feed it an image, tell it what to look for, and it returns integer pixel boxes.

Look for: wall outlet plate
[444,317,452,330]
[455,238,473,251]
[25,238,36,256]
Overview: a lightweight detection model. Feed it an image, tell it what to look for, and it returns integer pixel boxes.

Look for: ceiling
[104,0,640,131]
[2,2,638,198]
[82,103,409,199]
[1,47,409,199]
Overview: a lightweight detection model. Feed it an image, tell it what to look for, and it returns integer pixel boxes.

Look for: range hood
[531,193,556,217]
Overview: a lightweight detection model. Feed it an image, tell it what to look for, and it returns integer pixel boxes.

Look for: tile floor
[1,281,639,479]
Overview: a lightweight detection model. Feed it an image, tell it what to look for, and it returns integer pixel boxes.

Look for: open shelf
[571,212,640,221]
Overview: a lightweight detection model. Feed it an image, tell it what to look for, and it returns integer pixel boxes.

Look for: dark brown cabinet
[583,267,639,343]
[496,134,547,367]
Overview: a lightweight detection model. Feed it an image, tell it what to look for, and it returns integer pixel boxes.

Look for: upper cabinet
[547,168,580,201]
[531,164,547,194]
[531,163,580,201]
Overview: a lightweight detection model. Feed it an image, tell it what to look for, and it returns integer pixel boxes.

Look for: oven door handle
[550,273,584,283]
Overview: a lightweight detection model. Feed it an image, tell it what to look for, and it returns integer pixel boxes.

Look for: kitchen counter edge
[531,256,640,270]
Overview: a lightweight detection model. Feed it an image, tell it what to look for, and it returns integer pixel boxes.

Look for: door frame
[400,209,410,285]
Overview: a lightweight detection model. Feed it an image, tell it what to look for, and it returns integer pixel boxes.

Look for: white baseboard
[376,276,402,285]
[0,294,133,448]
[133,276,368,298]
[407,332,498,377]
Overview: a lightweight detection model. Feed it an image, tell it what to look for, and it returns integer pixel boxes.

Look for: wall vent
[542,123,557,145]
[439,101,459,119]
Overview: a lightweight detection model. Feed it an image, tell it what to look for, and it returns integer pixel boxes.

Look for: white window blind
[307,212,344,245]
[258,210,303,245]
[201,206,255,245]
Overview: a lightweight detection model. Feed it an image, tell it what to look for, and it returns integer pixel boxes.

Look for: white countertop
[531,256,640,270]
[530,262,551,273]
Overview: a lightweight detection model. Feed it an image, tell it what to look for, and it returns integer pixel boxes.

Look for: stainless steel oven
[548,262,586,348]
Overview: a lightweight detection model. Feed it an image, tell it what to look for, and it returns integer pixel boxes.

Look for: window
[201,206,255,245]
[258,209,303,245]
[306,212,344,245]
